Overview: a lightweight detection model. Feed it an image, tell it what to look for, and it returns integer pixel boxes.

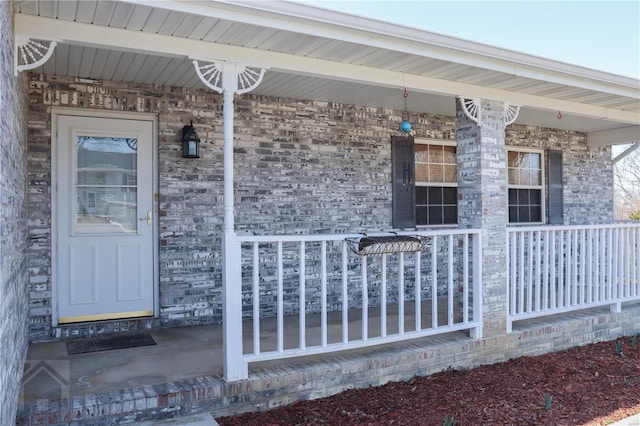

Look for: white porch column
[192,60,266,381]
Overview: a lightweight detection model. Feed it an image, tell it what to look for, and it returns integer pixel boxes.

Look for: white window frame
[415,138,458,226]
[506,146,545,224]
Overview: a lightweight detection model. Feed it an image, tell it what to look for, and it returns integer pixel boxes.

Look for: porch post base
[222,232,248,382]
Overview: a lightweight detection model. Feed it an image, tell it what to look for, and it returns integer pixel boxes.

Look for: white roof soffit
[14,0,640,131]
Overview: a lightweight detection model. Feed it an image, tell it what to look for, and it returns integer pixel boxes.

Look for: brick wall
[0,1,30,424]
[26,75,614,341]
[505,124,614,224]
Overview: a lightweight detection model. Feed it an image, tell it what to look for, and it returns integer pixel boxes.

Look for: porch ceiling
[14,0,640,145]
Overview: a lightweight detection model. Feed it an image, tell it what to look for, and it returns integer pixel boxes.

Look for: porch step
[16,376,228,426]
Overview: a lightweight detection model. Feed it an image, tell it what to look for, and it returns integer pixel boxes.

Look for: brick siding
[0,1,30,424]
[26,74,613,341]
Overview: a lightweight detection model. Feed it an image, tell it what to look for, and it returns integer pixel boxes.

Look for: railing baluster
[299,242,306,350]
[586,228,593,304]
[431,237,438,329]
[527,231,534,312]
[415,252,421,331]
[628,229,640,296]
[362,255,368,341]
[535,230,541,311]
[342,241,348,344]
[599,228,605,302]
[613,228,620,300]
[550,230,556,309]
[381,254,387,338]
[579,229,586,304]
[277,241,284,352]
[518,232,525,314]
[558,230,565,307]
[321,241,327,347]
[448,234,454,326]
[253,242,260,355]
[463,234,469,323]
[623,228,630,298]
[509,231,516,315]
[607,227,613,300]
[543,230,549,310]
[399,252,405,334]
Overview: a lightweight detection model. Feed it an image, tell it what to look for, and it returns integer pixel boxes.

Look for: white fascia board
[122,0,640,98]
[588,126,640,148]
[15,14,640,127]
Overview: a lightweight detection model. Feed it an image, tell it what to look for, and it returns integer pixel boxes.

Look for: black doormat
[67,333,156,355]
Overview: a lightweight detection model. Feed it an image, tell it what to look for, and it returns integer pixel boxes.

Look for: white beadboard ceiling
[13,0,640,143]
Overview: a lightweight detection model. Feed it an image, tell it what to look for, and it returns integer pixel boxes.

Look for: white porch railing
[227,229,482,379]
[507,223,640,331]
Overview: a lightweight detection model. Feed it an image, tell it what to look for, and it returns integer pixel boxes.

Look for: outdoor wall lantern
[182,120,201,158]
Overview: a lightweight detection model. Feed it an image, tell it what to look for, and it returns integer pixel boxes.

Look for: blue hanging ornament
[400,120,412,133]
[399,87,412,133]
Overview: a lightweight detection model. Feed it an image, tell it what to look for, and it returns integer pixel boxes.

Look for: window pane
[443,187,457,204]
[530,206,541,222]
[415,164,428,182]
[443,206,457,224]
[415,145,429,162]
[428,187,442,204]
[508,188,517,205]
[429,206,443,224]
[509,206,518,222]
[530,189,541,204]
[76,186,137,233]
[443,146,456,164]
[444,165,457,183]
[508,168,521,185]
[518,189,530,204]
[75,136,137,234]
[416,187,427,204]
[429,145,443,163]
[530,169,542,185]
[518,206,530,223]
[429,164,443,182]
[508,151,524,168]
[416,206,428,225]
[528,152,541,169]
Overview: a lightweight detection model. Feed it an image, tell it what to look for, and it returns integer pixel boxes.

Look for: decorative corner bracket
[459,97,520,126]
[192,60,266,95]
[459,97,480,124]
[504,104,520,126]
[14,36,58,75]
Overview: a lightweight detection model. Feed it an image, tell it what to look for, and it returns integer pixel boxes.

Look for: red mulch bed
[218,335,640,425]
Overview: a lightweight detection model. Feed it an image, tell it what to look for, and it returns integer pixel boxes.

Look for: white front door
[56,115,155,324]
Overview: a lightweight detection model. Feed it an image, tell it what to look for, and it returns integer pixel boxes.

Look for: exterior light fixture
[182,120,200,158]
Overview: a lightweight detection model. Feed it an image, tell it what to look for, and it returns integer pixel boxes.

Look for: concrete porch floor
[19,300,472,424]
[22,300,462,402]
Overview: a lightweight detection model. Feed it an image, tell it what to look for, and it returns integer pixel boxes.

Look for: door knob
[139,211,152,225]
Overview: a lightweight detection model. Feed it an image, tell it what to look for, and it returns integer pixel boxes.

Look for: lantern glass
[182,121,200,158]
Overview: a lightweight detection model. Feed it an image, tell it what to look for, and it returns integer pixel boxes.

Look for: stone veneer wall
[0,1,31,424]
[26,74,613,342]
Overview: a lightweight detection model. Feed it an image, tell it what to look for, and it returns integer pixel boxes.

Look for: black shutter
[547,150,563,225]
[391,135,416,229]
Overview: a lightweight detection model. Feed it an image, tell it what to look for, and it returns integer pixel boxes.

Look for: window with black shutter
[392,137,458,228]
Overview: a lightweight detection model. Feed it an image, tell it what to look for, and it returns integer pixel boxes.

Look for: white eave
[14,0,640,146]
